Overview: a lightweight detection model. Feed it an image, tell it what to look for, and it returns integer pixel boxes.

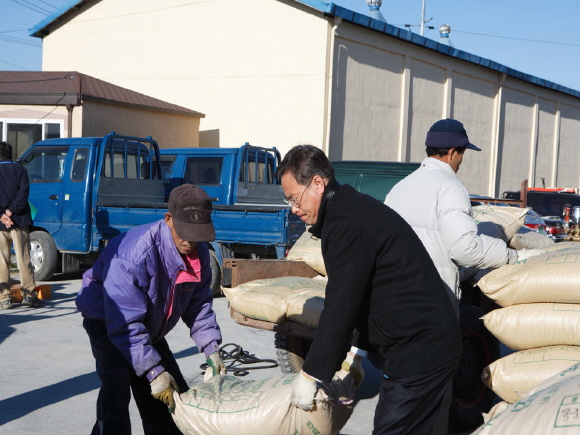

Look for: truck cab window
[184,157,223,185]
[20,146,69,181]
[71,148,89,182]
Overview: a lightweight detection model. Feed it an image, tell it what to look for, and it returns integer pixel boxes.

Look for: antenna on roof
[419,0,432,36]
[404,0,434,34]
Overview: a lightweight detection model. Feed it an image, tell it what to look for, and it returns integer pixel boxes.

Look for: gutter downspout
[66,104,73,137]
[322,16,341,157]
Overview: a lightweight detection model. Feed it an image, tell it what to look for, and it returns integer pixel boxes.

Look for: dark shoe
[0,299,13,310]
[21,295,44,308]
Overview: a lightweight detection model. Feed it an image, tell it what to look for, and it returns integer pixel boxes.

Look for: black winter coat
[302,181,462,382]
[0,159,32,231]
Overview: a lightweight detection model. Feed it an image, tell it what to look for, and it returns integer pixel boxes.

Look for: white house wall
[41,0,330,156]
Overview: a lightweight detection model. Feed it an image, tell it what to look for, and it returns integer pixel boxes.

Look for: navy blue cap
[425,119,481,151]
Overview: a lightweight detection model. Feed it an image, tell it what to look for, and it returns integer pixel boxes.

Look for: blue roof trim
[296,0,580,98]
[29,0,86,37]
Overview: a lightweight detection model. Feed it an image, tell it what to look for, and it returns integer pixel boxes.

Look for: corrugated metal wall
[329,22,580,197]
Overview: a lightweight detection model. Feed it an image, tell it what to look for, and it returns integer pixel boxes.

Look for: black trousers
[83,318,189,435]
[373,357,459,435]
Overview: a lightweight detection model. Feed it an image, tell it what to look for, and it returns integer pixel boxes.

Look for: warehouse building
[29,0,580,196]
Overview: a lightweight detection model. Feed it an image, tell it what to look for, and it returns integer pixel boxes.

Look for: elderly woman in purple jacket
[76,184,225,435]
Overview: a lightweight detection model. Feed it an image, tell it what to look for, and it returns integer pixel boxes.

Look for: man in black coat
[277,145,461,435]
[0,141,44,309]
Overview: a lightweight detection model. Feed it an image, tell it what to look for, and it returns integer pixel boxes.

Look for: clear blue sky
[2,0,579,91]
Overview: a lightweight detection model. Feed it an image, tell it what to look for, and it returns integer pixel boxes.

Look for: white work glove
[341,351,365,388]
[516,249,545,262]
[206,351,226,377]
[291,370,319,410]
[150,371,178,413]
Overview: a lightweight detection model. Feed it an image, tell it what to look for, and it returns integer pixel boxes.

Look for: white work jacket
[385,157,509,300]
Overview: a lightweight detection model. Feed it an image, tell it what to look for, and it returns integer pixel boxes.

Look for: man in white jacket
[385,118,539,314]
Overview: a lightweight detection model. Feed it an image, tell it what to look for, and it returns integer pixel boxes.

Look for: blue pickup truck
[17,133,304,294]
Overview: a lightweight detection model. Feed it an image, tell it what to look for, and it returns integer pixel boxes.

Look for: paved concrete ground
[0,273,473,435]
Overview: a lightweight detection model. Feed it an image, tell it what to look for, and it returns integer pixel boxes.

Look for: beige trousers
[0,227,37,300]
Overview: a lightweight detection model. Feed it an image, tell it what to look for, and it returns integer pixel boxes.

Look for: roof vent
[367,0,386,22]
[439,24,454,47]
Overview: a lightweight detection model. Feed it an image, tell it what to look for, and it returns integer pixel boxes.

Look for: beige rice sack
[172,369,355,435]
[544,241,580,252]
[285,288,325,328]
[482,401,511,423]
[509,228,555,250]
[473,362,580,434]
[223,277,327,323]
[482,303,580,350]
[481,345,580,403]
[526,361,580,395]
[478,247,580,306]
[287,231,326,276]
[472,204,527,242]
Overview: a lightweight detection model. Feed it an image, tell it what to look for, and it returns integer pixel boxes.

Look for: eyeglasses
[284,177,314,208]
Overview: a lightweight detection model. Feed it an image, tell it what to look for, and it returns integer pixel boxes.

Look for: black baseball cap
[168,184,215,242]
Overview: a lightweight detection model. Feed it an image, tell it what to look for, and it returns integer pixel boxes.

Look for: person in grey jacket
[386,119,541,313]
[76,184,225,435]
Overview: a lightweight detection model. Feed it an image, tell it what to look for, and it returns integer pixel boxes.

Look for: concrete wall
[81,101,200,148]
[328,21,580,196]
[557,104,580,188]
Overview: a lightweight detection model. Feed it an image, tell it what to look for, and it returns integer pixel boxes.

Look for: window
[20,146,69,182]
[239,150,276,183]
[184,157,223,185]
[71,148,89,182]
[154,155,176,183]
[102,139,152,179]
[8,124,42,158]
[0,119,63,159]
[45,123,61,140]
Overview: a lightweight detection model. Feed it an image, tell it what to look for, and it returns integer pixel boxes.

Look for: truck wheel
[209,250,222,297]
[448,304,500,433]
[274,332,311,374]
[29,231,58,281]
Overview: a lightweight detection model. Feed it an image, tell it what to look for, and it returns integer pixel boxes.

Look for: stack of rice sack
[172,367,356,435]
[223,230,327,329]
[477,242,580,407]
[473,361,580,434]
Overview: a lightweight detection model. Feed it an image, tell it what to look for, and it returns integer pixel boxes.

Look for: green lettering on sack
[307,421,320,434]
